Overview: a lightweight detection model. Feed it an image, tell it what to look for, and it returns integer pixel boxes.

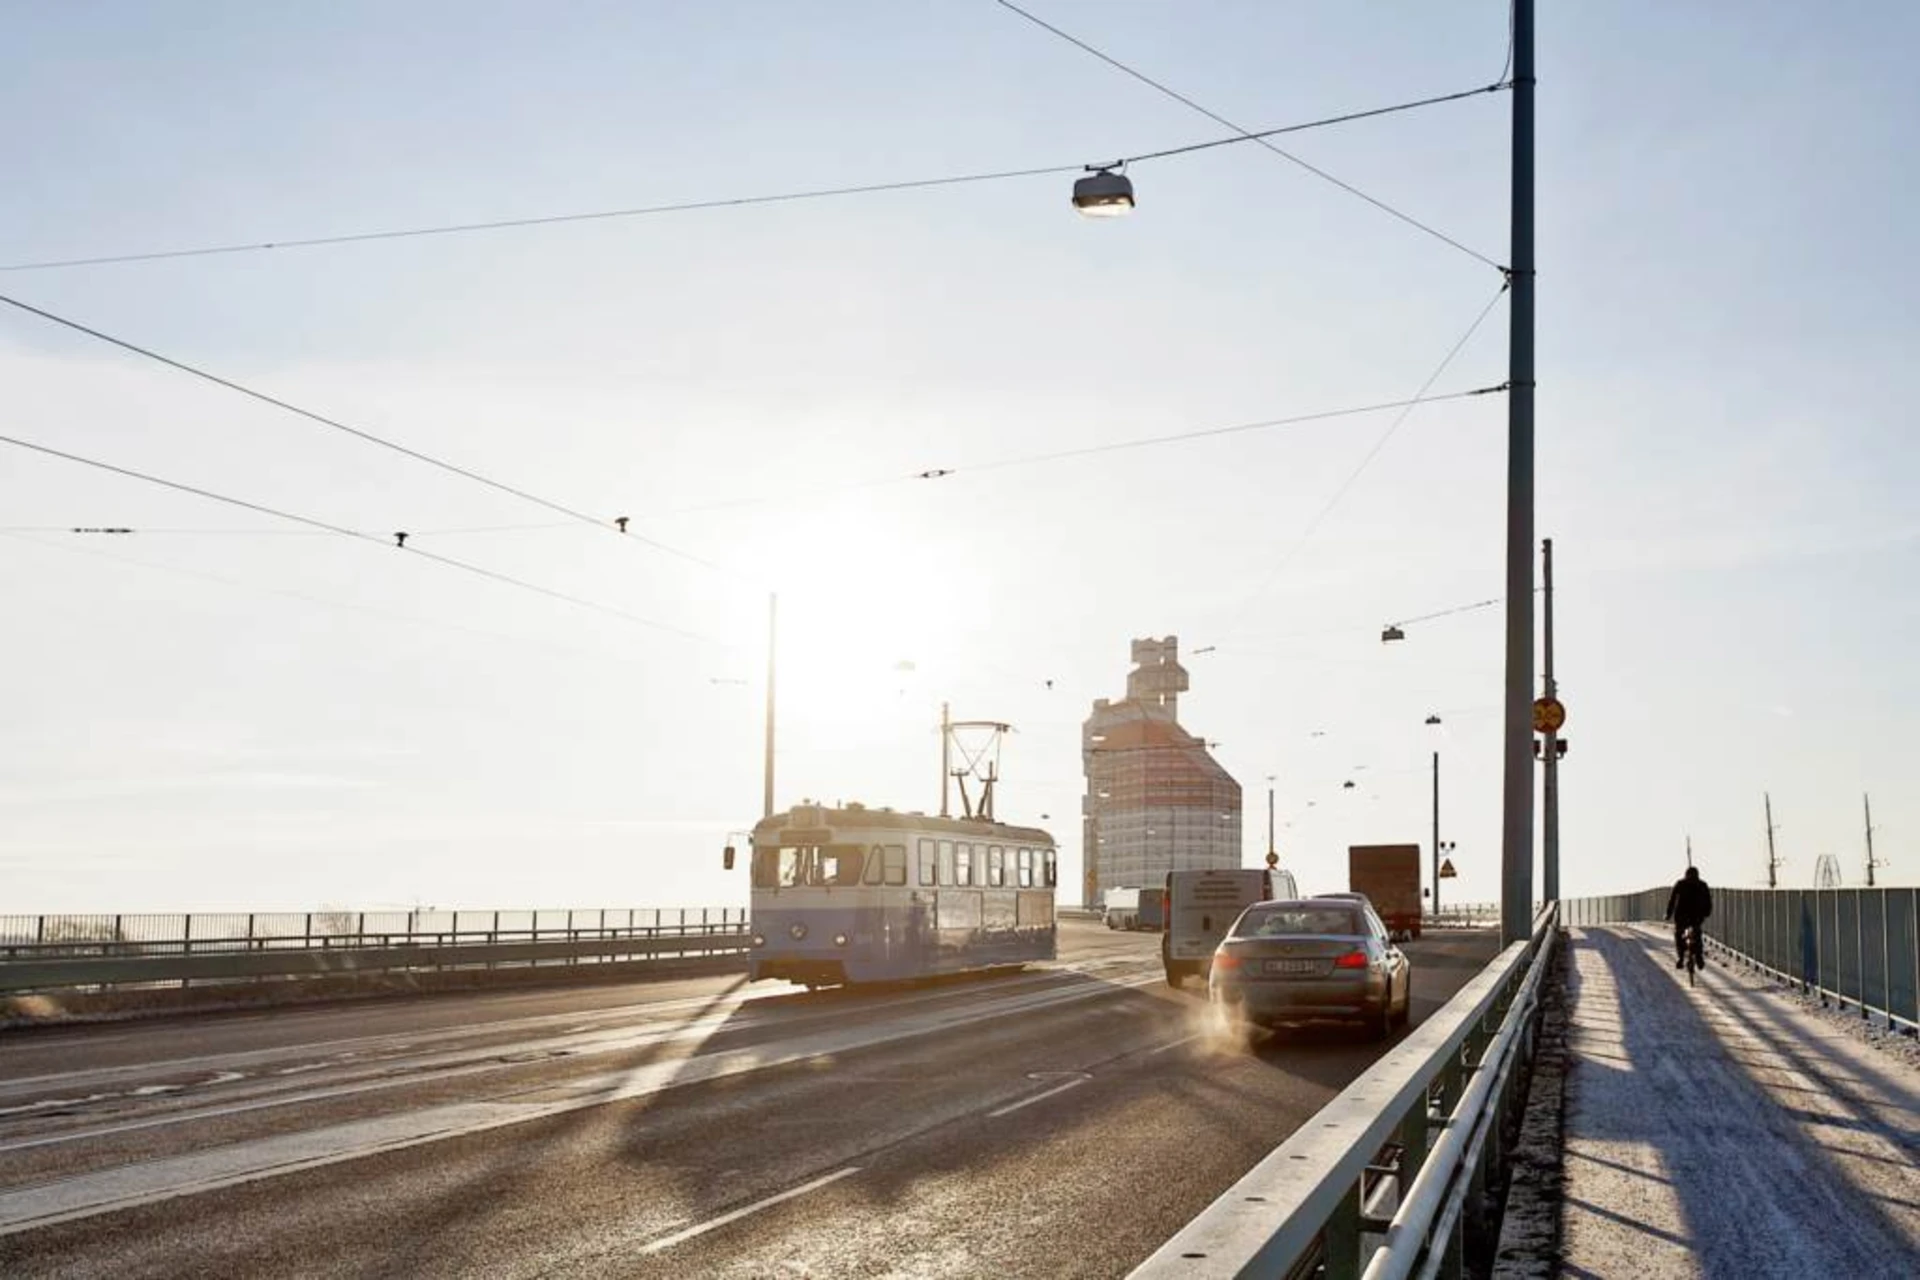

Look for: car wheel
[1368,994,1394,1041]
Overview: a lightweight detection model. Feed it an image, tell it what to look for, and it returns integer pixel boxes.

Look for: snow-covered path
[1560,925,1920,1278]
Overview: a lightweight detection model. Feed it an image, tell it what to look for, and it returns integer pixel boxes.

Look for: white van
[1162,867,1298,987]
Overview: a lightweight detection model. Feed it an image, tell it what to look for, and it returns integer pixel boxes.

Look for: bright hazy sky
[4,2,1916,914]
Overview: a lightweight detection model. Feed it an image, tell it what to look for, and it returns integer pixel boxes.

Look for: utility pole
[762,592,777,819]
[1865,793,1879,887]
[940,703,952,818]
[1686,834,1693,869]
[1499,0,1538,946]
[1266,775,1276,863]
[1541,537,1559,902]
[1432,751,1442,915]
[1765,792,1780,888]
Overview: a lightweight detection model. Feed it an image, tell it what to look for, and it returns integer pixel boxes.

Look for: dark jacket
[1666,875,1713,924]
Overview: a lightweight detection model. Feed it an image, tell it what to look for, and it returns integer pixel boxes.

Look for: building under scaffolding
[1081,636,1243,907]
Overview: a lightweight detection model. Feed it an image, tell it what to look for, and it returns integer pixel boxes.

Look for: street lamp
[1072,166,1135,217]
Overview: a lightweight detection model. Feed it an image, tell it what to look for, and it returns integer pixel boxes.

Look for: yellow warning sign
[1439,858,1458,879]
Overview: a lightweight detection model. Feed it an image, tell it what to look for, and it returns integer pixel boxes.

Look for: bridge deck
[1560,925,1920,1278]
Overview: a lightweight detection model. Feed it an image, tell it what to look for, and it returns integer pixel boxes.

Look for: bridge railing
[1564,885,1920,1035]
[1133,904,1559,1280]
[0,907,748,994]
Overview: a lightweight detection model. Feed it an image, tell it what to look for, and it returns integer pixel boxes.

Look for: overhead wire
[1220,280,1511,638]
[0,290,737,579]
[0,84,1506,275]
[992,0,1506,272]
[0,528,672,671]
[0,431,723,644]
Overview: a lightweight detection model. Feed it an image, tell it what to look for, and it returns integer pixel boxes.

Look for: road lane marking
[638,1166,862,1254]
[1145,1032,1202,1056]
[988,1076,1090,1117]
[0,972,1158,1235]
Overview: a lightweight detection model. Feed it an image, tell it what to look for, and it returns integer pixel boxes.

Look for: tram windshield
[753,844,865,888]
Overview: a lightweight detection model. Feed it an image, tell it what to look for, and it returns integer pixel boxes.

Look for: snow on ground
[1559,925,1920,1279]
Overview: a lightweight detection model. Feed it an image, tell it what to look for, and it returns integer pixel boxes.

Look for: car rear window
[1233,906,1361,938]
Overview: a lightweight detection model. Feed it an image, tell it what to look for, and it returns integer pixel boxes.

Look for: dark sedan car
[1208,898,1411,1040]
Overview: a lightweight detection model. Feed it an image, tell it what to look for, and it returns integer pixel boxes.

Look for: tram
[747,801,1058,988]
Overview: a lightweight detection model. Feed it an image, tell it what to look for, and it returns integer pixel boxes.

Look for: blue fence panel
[1835,891,1861,1006]
[1888,890,1919,1029]
[1860,892,1887,1017]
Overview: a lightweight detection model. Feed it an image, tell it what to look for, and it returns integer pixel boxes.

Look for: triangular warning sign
[1439,858,1457,878]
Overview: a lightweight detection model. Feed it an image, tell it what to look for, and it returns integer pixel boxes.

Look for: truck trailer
[1348,844,1423,941]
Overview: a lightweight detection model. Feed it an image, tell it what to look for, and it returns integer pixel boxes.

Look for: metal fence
[1563,886,1919,1035]
[0,907,748,995]
[1134,905,1559,1279]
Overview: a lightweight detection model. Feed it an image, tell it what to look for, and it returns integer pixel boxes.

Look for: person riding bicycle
[1664,866,1713,970]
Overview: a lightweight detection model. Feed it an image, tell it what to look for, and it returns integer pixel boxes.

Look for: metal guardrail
[1565,885,1920,1034]
[1133,905,1559,1280]
[0,907,747,994]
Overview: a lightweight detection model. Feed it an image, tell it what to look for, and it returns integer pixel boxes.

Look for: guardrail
[0,907,748,994]
[1133,904,1559,1279]
[1424,903,1499,929]
[1565,885,1920,1035]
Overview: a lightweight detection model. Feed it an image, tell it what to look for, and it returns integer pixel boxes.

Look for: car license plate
[1265,959,1319,975]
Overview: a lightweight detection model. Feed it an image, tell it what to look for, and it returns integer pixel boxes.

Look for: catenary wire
[0,290,735,577]
[1222,279,1511,637]
[0,431,721,644]
[993,0,1506,271]
[5,385,1501,532]
[0,85,1506,275]
[0,528,673,671]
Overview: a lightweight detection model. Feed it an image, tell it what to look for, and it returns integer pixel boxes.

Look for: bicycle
[1679,924,1704,986]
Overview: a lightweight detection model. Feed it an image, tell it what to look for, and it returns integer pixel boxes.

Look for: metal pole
[763,591,777,819]
[1542,536,1559,902]
[1865,793,1877,887]
[1433,751,1442,916]
[1766,792,1779,888]
[1500,0,1537,947]
[941,702,952,818]
[1266,776,1276,860]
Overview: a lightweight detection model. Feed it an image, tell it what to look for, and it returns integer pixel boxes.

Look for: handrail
[1132,903,1558,1280]
[1,922,749,994]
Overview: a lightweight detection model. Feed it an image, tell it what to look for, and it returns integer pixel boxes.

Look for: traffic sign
[1264,851,1280,868]
[1532,696,1566,734]
[1439,858,1457,879]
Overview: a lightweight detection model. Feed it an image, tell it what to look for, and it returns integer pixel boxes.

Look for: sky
[3,1,1917,914]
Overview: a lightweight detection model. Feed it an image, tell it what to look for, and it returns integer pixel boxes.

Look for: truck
[1349,844,1423,941]
[1102,885,1166,932]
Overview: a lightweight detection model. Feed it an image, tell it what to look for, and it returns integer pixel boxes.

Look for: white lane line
[988,1076,1090,1118]
[1145,1032,1202,1056]
[638,1166,862,1255]
[0,972,1158,1235]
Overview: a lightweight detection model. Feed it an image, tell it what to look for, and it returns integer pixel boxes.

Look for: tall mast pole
[1499,0,1538,945]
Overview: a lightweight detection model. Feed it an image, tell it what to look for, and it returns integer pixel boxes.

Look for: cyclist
[1664,866,1713,970]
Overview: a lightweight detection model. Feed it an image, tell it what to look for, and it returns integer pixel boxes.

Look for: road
[0,920,1498,1278]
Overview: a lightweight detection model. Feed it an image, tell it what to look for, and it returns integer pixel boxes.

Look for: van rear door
[1168,870,1269,962]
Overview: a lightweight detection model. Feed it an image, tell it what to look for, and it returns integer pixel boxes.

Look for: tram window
[988,846,1005,887]
[883,844,908,886]
[752,848,781,889]
[863,846,885,885]
[1043,849,1058,887]
[918,841,937,886]
[955,843,973,886]
[816,844,863,887]
[1017,847,1033,887]
[939,840,955,886]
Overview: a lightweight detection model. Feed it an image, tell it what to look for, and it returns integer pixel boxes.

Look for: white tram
[748,801,1058,987]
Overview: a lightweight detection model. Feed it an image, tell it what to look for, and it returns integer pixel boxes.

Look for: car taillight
[1333,950,1370,970]
[1214,952,1241,972]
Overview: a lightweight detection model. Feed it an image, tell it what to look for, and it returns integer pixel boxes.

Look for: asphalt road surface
[0,920,1499,1278]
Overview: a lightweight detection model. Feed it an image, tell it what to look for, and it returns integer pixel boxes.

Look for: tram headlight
[751,934,766,948]
[789,922,807,941]
[833,933,849,947]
